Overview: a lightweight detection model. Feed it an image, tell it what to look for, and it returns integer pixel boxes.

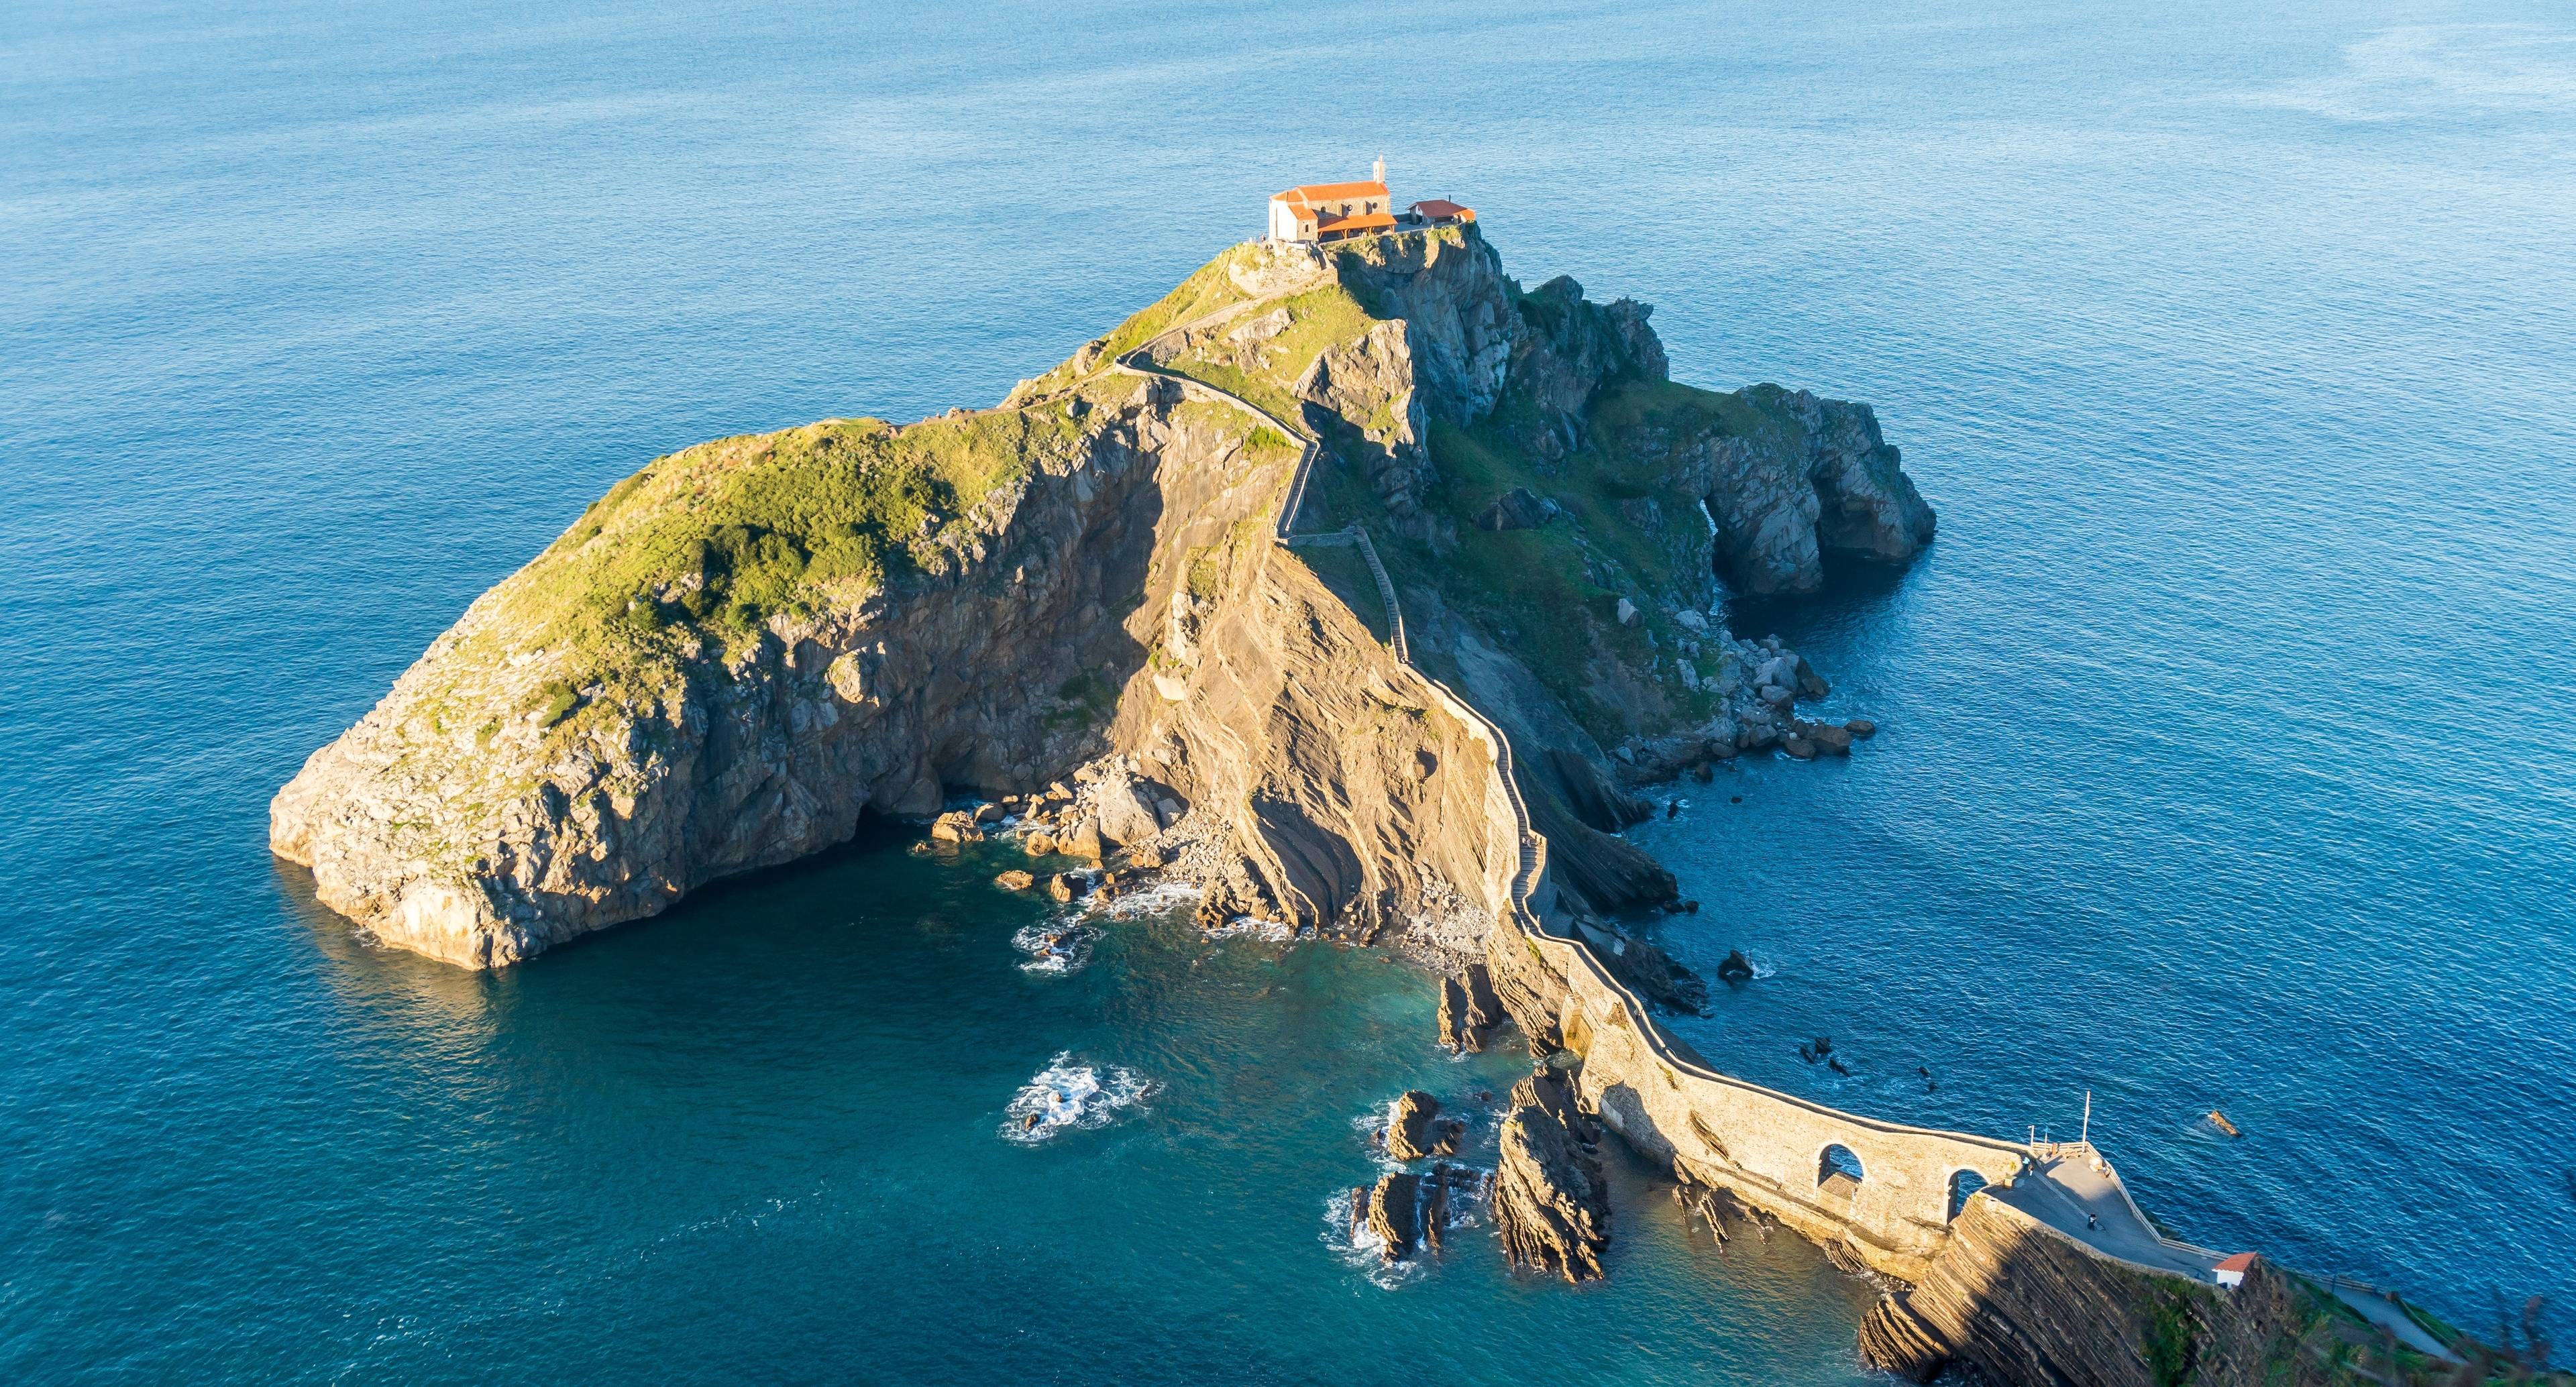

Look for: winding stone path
[1087,237,2385,1304]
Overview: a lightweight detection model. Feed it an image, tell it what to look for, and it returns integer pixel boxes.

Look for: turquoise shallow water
[5,0,2575,1380]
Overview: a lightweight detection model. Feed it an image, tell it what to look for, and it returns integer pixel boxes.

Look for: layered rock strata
[1861,1197,2328,1387]
[1490,1068,1609,1282]
[1385,1091,1463,1163]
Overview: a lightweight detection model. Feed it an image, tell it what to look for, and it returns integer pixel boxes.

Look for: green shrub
[536,680,579,727]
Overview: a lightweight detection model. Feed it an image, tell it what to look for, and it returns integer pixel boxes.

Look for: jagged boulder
[1363,1170,1421,1262]
[1438,977,1474,1052]
[1088,768,1162,846]
[1387,1091,1463,1162]
[1492,1068,1607,1281]
[1474,486,1560,531]
[1803,722,1854,755]
[1059,817,1105,859]
[1438,963,1505,1051]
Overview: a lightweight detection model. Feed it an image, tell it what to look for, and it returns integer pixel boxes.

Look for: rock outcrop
[1386,1091,1464,1162]
[270,388,1264,967]
[1597,380,1935,596]
[1362,1170,1421,1262]
[1491,1068,1608,1282]
[1437,962,1504,1052]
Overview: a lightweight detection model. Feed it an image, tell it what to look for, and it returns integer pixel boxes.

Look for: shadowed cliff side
[1857,1193,2518,1387]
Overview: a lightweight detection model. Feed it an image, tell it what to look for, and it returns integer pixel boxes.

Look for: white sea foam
[1320,1187,1422,1288]
[1000,1053,1152,1144]
[1350,1105,1396,1166]
[1087,877,1201,920]
[1011,920,1095,975]
[1320,1169,1490,1289]
[1204,914,1295,942]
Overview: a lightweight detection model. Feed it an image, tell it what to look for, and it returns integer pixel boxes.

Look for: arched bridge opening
[1949,1168,1989,1220]
[1818,1144,1866,1203]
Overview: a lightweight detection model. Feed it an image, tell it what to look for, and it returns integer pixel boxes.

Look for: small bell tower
[1372,155,1386,185]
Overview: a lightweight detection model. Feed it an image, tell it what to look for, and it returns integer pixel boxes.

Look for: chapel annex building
[1267,159,1477,244]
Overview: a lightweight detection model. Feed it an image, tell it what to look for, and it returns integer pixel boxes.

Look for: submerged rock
[1716,948,1755,981]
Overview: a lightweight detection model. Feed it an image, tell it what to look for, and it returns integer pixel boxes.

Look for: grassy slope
[1008,245,1265,403]
[487,407,1087,708]
[1158,284,1377,429]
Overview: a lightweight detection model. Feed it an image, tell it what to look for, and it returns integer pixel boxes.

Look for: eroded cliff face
[274,224,1936,966]
[272,378,1299,966]
[1118,539,1509,940]
[1863,1196,2330,1387]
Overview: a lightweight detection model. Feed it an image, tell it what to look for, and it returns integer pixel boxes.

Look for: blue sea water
[5,1,2573,1380]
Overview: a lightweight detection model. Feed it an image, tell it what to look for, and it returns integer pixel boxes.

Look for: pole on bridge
[2080,1089,2092,1148]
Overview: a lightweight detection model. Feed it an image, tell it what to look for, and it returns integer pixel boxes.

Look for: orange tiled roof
[1410,199,1475,221]
[1320,210,1397,234]
[1275,179,1389,205]
[2215,1253,2257,1273]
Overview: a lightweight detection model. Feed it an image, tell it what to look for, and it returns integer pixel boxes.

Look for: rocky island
[272,221,2463,1387]
[270,222,1920,968]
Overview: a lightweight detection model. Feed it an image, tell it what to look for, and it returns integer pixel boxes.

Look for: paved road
[1988,1152,2218,1280]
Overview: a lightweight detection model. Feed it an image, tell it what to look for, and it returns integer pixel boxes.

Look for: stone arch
[1948,1168,1988,1220]
[1818,1143,1866,1201]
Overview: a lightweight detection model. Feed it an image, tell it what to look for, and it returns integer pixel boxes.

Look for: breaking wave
[1011,920,1095,975]
[1204,915,1297,942]
[1087,877,1201,920]
[1000,1054,1152,1144]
